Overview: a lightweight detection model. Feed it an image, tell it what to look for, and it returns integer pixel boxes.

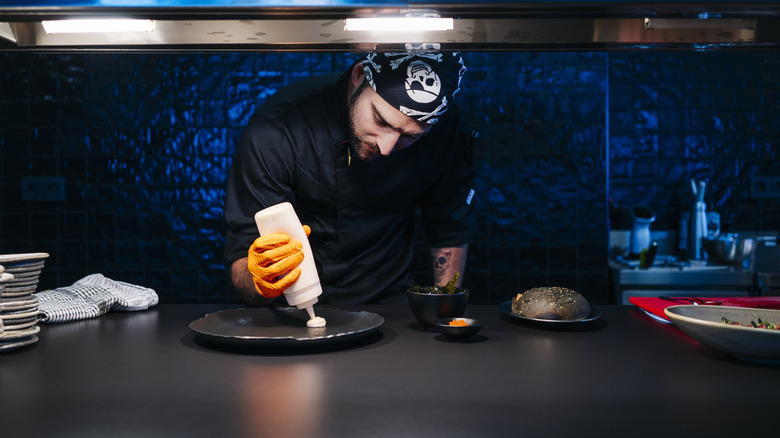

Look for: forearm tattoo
[431,248,452,284]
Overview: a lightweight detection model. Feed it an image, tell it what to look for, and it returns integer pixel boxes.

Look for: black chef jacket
[224,67,475,304]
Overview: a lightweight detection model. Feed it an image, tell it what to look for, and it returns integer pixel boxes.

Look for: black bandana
[362,52,466,125]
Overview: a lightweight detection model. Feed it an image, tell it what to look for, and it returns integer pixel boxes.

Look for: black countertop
[2,304,778,437]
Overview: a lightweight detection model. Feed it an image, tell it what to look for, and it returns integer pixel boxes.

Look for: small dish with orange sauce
[432,317,484,339]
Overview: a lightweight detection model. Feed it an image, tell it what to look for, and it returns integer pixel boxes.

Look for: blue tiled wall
[1,51,778,304]
[608,52,780,234]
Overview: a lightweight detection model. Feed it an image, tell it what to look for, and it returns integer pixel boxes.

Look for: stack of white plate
[0,253,49,353]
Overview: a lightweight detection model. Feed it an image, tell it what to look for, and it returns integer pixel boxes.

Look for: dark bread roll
[511,286,590,320]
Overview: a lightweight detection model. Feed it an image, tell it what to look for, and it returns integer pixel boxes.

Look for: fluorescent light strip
[42,19,155,34]
[345,17,453,32]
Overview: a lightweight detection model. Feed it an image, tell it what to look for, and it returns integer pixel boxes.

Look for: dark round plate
[189,306,384,349]
[498,301,602,328]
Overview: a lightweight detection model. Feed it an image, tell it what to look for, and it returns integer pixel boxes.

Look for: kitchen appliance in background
[754,234,780,296]
[609,259,754,304]
[701,234,757,269]
[679,211,721,259]
[629,205,655,257]
[706,211,721,238]
[687,178,708,261]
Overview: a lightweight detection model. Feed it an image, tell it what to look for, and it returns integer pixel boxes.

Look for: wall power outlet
[21,176,66,202]
[750,176,780,198]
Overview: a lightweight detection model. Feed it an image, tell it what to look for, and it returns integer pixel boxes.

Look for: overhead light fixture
[42,19,156,34]
[345,17,454,32]
[644,17,756,30]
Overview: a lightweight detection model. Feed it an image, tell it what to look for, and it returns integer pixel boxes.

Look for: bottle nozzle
[303,304,326,328]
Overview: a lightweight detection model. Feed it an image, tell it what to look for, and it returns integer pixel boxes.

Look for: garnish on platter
[722,317,779,330]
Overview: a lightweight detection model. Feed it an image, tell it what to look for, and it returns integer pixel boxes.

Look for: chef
[223,51,475,305]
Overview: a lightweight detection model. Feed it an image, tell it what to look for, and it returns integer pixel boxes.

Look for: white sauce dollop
[307,316,327,328]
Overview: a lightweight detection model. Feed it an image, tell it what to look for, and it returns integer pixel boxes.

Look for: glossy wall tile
[1,51,778,304]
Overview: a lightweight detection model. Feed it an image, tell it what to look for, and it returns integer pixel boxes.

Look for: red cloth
[629,296,780,321]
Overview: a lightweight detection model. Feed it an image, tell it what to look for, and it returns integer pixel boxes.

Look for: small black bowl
[406,291,468,328]
[433,317,484,339]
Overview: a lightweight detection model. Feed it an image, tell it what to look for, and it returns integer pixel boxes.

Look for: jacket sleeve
[223,116,296,266]
[418,113,477,248]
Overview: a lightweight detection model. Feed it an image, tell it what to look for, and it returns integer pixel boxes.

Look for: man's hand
[247,225,311,298]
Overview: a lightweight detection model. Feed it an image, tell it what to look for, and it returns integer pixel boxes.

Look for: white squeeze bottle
[254,202,326,328]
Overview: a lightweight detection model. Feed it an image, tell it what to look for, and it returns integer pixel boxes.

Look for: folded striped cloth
[34,274,159,323]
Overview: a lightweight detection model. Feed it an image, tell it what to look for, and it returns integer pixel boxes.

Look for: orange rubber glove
[247,225,311,298]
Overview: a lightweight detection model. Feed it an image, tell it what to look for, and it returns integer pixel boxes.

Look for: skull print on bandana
[405,60,441,104]
[362,51,466,125]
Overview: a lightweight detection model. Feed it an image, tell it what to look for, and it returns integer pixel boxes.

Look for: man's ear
[351,61,365,88]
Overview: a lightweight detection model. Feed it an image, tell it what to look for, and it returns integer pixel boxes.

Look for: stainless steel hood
[2,1,780,52]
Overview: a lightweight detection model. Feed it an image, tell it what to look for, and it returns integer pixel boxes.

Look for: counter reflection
[239,363,324,438]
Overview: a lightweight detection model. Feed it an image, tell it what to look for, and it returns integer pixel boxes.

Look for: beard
[347,81,382,162]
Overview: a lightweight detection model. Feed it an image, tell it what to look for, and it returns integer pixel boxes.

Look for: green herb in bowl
[408,273,468,297]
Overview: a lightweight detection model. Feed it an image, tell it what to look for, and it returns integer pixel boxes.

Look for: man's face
[348,80,432,162]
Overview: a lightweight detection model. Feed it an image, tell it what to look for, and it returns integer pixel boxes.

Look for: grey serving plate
[190,306,384,349]
[498,301,602,329]
[665,305,780,363]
